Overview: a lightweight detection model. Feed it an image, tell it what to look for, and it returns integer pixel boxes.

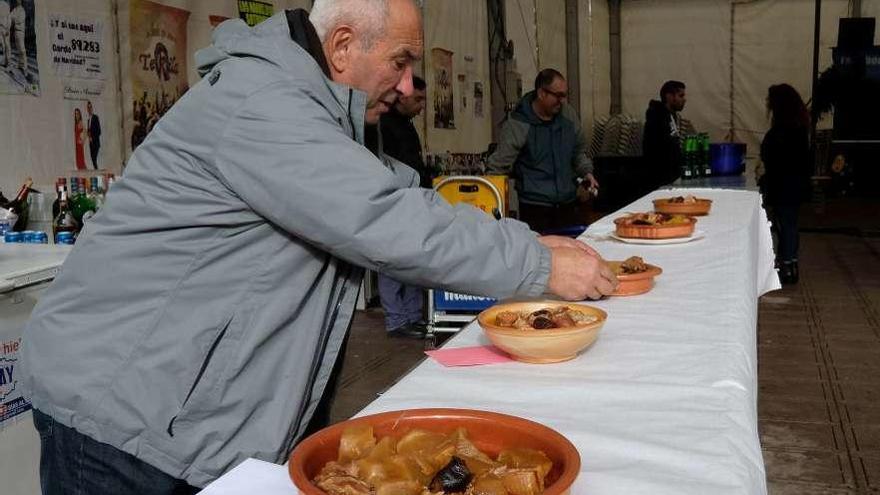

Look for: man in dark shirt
[643,80,686,187]
[87,100,102,169]
[381,75,429,187]
[377,75,429,338]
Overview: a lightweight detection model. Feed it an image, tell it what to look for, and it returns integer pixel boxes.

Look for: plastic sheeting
[505,0,612,141]
[421,0,494,154]
[505,0,539,91]
[537,0,567,77]
[617,0,851,157]
[579,0,611,140]
[621,0,733,144]
[731,0,848,149]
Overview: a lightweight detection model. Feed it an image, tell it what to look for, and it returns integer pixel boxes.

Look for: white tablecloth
[202,188,778,495]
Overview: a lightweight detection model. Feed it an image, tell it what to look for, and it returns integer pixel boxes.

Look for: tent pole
[609,0,621,115]
[486,0,508,141]
[565,0,581,115]
[810,0,821,173]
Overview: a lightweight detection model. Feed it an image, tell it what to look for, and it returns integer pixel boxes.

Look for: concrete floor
[326,196,880,494]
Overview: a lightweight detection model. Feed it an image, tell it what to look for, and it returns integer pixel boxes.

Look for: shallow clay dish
[288,408,581,495]
[607,261,663,296]
[477,301,607,364]
[653,197,713,216]
[614,214,697,239]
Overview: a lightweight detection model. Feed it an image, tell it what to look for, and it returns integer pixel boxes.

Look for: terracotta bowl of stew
[607,261,663,296]
[288,408,581,495]
[652,197,712,216]
[477,301,607,364]
[613,214,697,239]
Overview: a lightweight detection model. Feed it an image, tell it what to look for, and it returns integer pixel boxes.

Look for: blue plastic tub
[540,225,589,238]
[709,142,747,176]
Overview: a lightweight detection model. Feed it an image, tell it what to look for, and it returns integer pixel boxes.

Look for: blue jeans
[377,274,423,331]
[32,409,199,495]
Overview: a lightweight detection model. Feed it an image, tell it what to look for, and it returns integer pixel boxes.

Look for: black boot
[779,261,797,285]
[789,261,799,284]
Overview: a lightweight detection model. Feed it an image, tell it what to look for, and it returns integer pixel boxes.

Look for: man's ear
[325,26,355,75]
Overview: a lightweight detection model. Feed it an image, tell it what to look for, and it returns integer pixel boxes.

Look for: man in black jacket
[377,75,429,338]
[381,75,429,188]
[87,100,102,169]
[643,80,687,187]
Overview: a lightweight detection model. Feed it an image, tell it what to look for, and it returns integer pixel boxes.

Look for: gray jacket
[21,12,550,487]
[487,91,592,205]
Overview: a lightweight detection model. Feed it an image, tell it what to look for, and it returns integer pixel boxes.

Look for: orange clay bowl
[288,408,581,495]
[652,197,713,216]
[477,301,607,364]
[613,215,697,239]
[607,262,663,296]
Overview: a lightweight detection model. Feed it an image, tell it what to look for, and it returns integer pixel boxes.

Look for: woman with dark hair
[760,83,811,284]
[74,107,87,170]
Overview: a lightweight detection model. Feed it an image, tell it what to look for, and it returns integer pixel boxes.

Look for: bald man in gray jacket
[22,2,616,493]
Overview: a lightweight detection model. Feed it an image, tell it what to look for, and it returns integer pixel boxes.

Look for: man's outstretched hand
[538,237,618,300]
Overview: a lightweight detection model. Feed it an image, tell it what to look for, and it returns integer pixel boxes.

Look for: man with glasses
[488,68,597,232]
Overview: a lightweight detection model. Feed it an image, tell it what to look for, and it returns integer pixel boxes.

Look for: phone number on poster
[71,39,100,53]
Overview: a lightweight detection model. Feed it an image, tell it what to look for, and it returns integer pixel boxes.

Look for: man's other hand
[585,173,599,194]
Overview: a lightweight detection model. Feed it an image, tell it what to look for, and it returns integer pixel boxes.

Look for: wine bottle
[51,177,67,220]
[52,188,80,242]
[2,177,34,231]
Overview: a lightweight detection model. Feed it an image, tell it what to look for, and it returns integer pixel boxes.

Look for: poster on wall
[238,0,272,27]
[129,0,190,153]
[209,15,230,28]
[431,48,454,129]
[48,14,105,79]
[64,98,106,171]
[0,337,28,429]
[0,0,40,96]
[474,81,483,119]
[457,74,467,111]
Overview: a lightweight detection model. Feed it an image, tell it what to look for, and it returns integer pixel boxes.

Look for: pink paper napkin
[425,345,513,367]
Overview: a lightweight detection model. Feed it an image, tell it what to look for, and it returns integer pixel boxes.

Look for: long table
[203,188,779,495]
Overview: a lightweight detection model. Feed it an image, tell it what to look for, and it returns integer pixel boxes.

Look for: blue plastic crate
[433,290,497,312]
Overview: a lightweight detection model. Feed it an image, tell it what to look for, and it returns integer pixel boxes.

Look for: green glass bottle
[71,177,95,223]
[701,133,712,177]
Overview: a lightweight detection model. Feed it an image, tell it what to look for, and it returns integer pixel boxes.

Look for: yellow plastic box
[432,175,509,217]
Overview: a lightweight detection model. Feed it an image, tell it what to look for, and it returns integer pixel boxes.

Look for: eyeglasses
[541,88,568,99]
